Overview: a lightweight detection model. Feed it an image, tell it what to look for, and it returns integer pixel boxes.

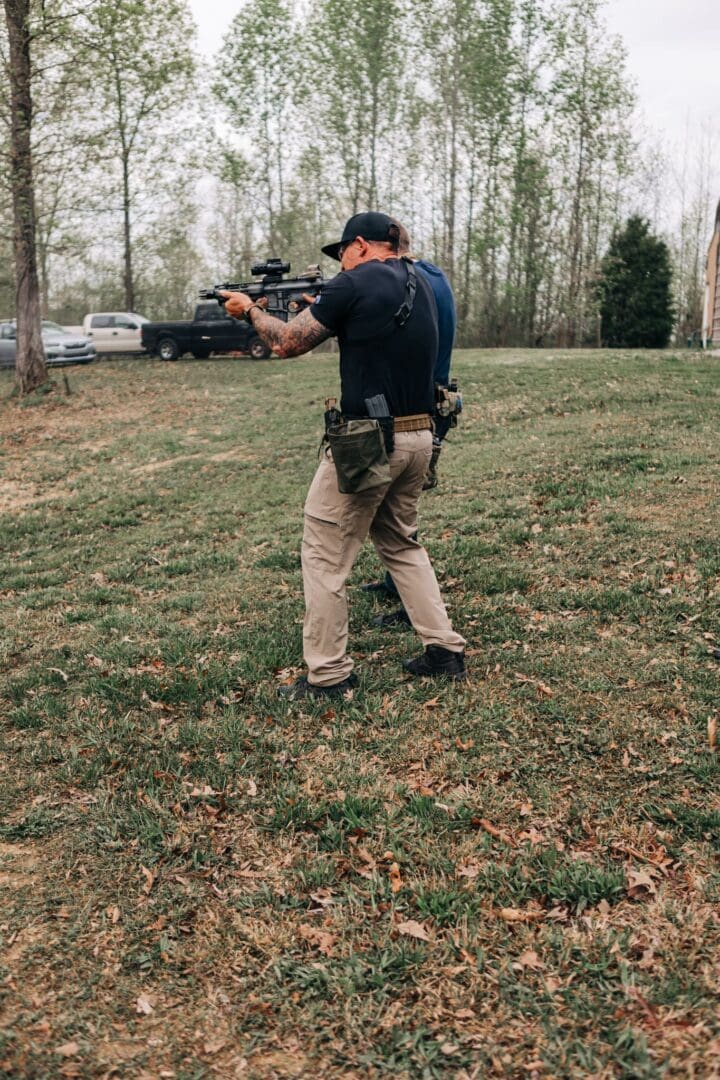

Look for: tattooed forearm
[248,306,333,358]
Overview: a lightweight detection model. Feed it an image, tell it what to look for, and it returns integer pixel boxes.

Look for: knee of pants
[370,522,421,553]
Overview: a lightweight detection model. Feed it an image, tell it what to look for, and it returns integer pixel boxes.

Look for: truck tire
[249,336,271,360]
[158,338,180,361]
[192,348,211,359]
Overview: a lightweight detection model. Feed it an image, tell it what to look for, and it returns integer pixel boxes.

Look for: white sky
[604,0,718,151]
[189,0,719,165]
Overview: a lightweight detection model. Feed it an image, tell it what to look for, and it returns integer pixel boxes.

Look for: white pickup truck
[83,312,148,353]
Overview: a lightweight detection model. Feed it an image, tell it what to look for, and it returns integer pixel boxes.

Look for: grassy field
[1,348,719,1079]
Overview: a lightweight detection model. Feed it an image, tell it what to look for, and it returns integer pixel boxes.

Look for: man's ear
[355,236,369,257]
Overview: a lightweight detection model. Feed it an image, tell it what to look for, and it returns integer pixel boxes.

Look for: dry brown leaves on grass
[3,353,720,1076]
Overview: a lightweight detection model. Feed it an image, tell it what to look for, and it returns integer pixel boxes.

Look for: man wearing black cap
[222,212,466,698]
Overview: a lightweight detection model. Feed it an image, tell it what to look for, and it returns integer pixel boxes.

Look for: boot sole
[404,667,468,681]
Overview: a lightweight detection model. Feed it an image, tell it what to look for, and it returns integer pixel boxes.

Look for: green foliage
[597,215,675,348]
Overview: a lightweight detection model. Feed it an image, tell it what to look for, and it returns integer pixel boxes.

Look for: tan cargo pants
[302,429,466,686]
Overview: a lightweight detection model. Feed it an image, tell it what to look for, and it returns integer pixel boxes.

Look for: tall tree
[213,0,296,253]
[548,0,635,346]
[596,215,674,348]
[416,0,477,286]
[84,0,195,312]
[308,0,404,214]
[461,0,515,342]
[2,0,46,393]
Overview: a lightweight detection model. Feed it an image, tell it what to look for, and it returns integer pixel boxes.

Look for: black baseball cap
[321,211,398,261]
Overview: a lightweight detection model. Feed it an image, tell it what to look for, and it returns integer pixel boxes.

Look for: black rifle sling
[393,258,417,327]
[351,257,417,344]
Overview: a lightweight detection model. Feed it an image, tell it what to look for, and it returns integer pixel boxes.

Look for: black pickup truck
[141,301,271,361]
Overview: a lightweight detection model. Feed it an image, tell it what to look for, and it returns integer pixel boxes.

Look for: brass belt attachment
[393,413,433,433]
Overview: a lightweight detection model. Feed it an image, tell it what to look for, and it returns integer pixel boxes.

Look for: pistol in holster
[434,380,463,427]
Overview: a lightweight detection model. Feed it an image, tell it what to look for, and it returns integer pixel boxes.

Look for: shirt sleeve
[309,271,356,333]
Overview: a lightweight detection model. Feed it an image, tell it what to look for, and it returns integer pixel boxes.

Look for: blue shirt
[415,259,456,385]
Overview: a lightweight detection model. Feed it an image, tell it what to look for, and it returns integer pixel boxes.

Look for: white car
[83,312,148,353]
[0,320,96,367]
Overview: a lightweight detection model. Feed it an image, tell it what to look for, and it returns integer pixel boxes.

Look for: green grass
[1,349,719,1077]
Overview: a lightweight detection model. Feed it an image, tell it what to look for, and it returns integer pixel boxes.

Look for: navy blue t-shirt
[415,259,456,385]
[310,258,437,418]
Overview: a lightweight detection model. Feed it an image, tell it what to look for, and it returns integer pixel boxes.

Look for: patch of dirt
[0,842,45,966]
[0,479,75,512]
[0,841,40,889]
[132,448,255,475]
[95,1039,147,1065]
[2,922,47,966]
[246,1049,309,1078]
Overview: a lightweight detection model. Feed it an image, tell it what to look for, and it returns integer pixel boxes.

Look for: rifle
[199,259,326,321]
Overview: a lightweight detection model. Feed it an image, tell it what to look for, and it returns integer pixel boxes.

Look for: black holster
[377,416,395,455]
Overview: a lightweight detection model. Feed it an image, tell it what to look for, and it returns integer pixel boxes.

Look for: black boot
[360,577,399,598]
[374,607,411,628]
[279,673,359,700]
[403,645,467,681]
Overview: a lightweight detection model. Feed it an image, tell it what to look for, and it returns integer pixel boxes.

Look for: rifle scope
[251,259,291,279]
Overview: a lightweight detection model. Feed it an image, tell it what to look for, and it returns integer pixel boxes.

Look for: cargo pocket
[304,453,345,528]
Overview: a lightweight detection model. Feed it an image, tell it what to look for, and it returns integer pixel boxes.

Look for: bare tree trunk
[121,149,134,311]
[368,84,379,208]
[459,154,477,334]
[4,0,47,394]
[444,103,458,286]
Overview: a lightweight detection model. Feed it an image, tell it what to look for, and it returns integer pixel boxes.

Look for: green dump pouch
[326,418,391,494]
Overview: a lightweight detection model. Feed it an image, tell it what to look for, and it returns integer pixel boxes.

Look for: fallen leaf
[499,907,544,924]
[709,715,717,753]
[108,905,121,924]
[638,948,657,971]
[514,949,544,970]
[397,919,430,941]
[388,862,403,894]
[298,924,336,955]
[247,778,258,797]
[626,868,657,900]
[204,1038,227,1055]
[472,818,515,847]
[140,865,155,895]
[135,994,153,1015]
[55,1042,79,1057]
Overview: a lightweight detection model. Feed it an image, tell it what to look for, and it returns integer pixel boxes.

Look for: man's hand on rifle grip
[219,291,268,320]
